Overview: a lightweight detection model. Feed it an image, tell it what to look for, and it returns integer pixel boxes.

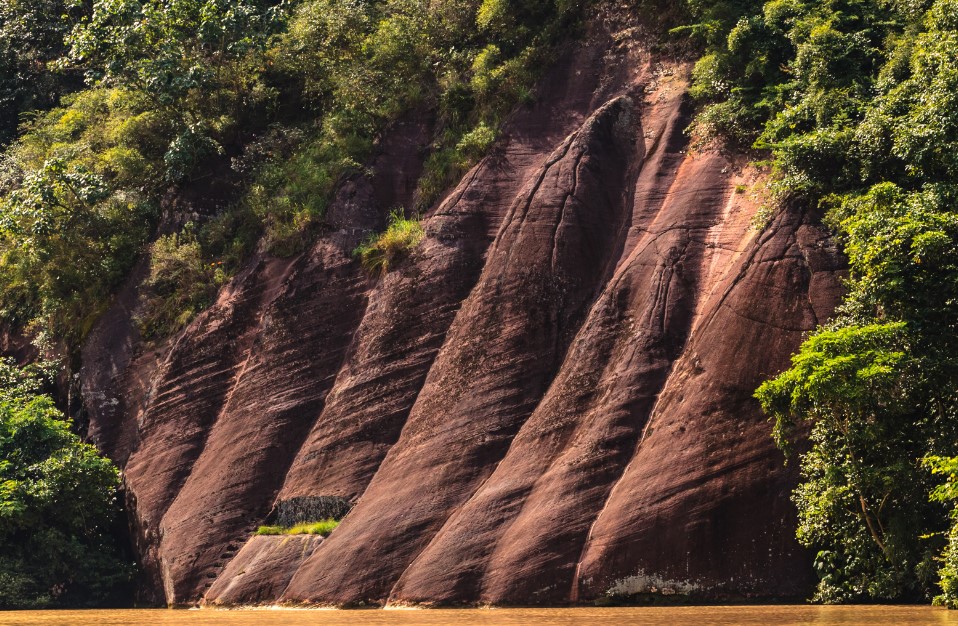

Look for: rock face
[80,21,845,607]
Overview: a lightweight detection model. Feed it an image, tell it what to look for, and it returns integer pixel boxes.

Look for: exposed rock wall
[204,535,324,606]
[81,20,845,607]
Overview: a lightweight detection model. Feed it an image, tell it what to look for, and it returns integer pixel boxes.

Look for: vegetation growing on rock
[354,209,425,275]
[255,519,340,536]
[684,0,958,605]
[0,0,576,355]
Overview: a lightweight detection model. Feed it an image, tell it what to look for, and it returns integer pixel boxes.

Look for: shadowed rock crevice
[269,497,353,527]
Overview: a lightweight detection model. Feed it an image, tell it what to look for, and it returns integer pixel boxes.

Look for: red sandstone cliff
[79,18,845,607]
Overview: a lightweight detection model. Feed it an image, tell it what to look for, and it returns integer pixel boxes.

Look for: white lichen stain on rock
[606,571,702,597]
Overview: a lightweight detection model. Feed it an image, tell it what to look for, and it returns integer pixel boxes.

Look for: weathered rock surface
[204,535,324,606]
[80,20,845,607]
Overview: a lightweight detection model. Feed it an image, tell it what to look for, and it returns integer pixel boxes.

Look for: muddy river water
[0,606,956,625]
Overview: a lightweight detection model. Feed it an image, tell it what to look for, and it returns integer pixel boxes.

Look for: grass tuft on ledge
[255,519,339,537]
[354,209,425,275]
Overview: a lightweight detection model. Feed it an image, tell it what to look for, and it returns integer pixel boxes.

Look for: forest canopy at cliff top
[0,0,573,349]
[2,0,958,609]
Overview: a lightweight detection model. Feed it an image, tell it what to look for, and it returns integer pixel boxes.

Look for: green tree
[0,0,88,145]
[67,0,286,107]
[0,358,132,608]
[925,455,958,608]
[745,0,958,602]
[65,0,289,182]
[0,149,152,343]
[756,323,945,601]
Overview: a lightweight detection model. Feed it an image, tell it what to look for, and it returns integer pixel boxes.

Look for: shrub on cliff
[0,358,132,608]
[138,226,229,339]
[354,209,425,275]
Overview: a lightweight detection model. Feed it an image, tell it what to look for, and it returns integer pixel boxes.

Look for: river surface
[0,606,956,625]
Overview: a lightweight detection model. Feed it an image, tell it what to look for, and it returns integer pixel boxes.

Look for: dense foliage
[0,0,87,146]
[0,358,131,608]
[683,0,958,604]
[0,0,578,348]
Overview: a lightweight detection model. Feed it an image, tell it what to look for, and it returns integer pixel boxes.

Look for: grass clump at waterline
[255,519,340,537]
[354,209,425,275]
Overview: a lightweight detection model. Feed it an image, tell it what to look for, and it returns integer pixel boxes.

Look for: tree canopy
[0,358,131,608]
[689,0,958,605]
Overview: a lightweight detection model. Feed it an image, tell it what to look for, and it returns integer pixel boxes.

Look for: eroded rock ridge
[80,25,845,606]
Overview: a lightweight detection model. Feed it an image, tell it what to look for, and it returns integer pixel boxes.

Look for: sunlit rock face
[80,18,845,607]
